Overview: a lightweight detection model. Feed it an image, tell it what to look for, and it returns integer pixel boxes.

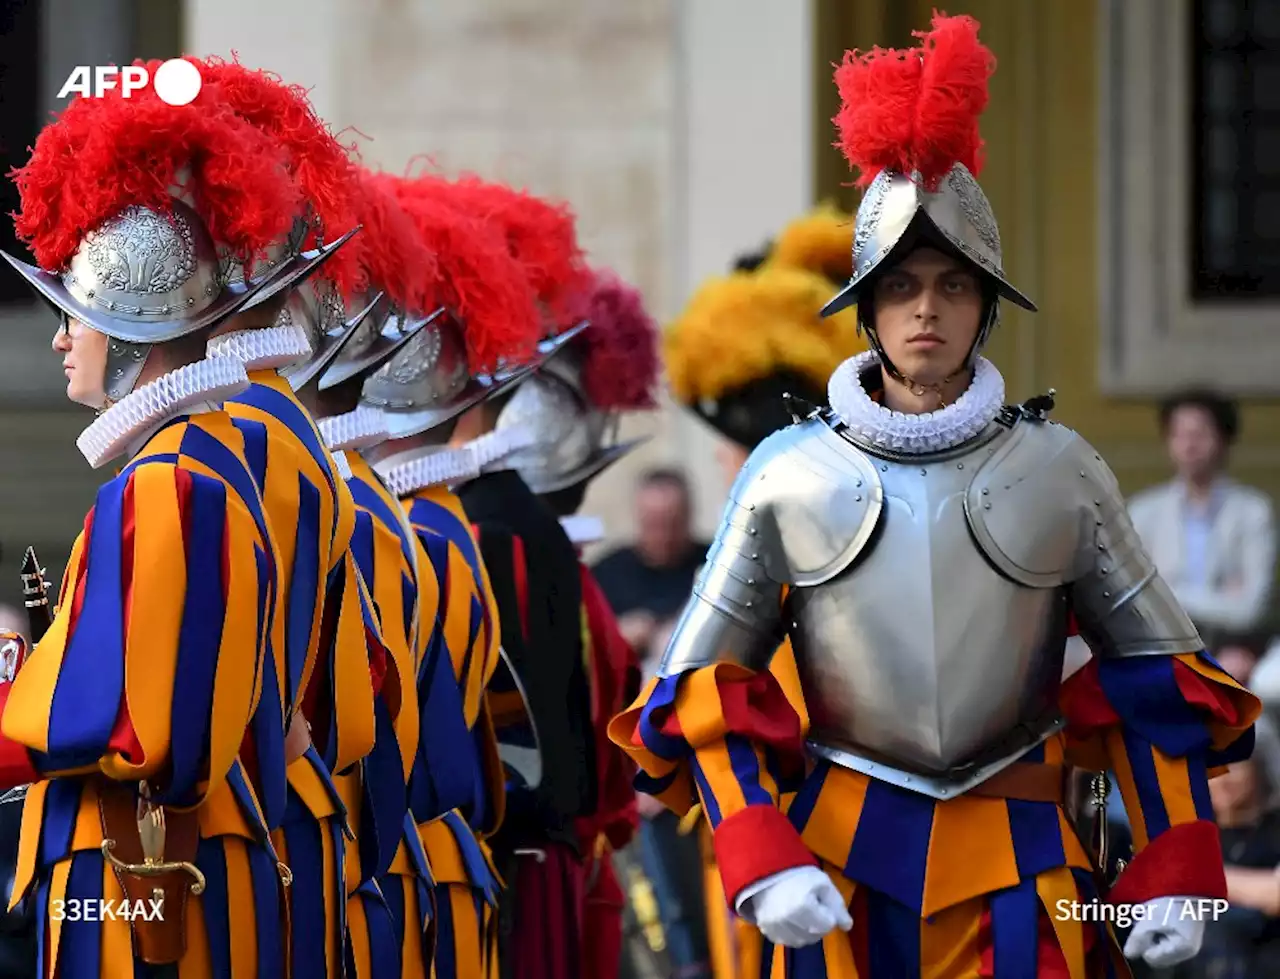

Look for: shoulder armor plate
[735,419,885,587]
[965,421,1106,587]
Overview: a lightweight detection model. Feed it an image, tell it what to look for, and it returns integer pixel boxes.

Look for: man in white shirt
[1129,389,1276,633]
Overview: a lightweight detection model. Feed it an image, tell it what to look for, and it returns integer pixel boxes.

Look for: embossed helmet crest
[821,12,1036,319]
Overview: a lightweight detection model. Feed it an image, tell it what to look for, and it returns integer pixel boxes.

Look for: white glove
[735,866,852,948]
[1122,896,1205,969]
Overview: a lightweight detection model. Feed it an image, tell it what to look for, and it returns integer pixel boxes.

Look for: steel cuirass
[659,411,1202,800]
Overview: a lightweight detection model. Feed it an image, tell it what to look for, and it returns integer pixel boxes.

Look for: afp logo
[57,59,203,106]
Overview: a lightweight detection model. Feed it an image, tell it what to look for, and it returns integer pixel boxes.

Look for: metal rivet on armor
[1094,500,1101,506]
[1103,591,1111,598]
[1096,519,1103,527]
[1098,543,1106,551]
[745,601,753,608]
[751,553,758,560]
[982,489,989,496]
[957,463,964,470]
[749,529,758,536]
[984,503,991,510]
[881,465,888,472]
[1080,471,1086,477]
[920,469,927,476]
[748,579,756,586]
[748,504,756,511]
[856,479,862,488]
[1101,568,1109,575]
[855,495,862,503]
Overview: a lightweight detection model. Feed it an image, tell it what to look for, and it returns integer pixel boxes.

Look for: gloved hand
[736,866,853,948]
[1122,896,1205,968]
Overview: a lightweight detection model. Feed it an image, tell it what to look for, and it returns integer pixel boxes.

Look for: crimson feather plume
[348,169,437,313]
[158,56,365,292]
[570,269,659,411]
[11,91,300,273]
[833,11,994,190]
[446,175,589,326]
[379,173,540,373]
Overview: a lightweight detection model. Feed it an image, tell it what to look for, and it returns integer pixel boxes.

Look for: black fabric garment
[591,544,709,623]
[457,469,597,850]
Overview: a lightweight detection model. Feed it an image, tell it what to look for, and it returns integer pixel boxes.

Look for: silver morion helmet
[821,164,1036,319]
[498,341,647,495]
[2,198,348,403]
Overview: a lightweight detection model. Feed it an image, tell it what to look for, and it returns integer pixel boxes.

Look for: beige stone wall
[188,0,815,550]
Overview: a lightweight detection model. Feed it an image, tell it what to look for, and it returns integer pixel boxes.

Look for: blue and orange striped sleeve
[0,456,274,810]
[608,638,814,901]
[1061,649,1260,905]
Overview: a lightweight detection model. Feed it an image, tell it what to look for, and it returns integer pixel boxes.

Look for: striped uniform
[613,628,1259,978]
[339,450,437,979]
[225,371,393,979]
[1,412,288,978]
[403,485,506,979]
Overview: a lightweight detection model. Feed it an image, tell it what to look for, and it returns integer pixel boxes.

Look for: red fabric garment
[582,856,626,979]
[509,841,585,979]
[575,565,640,853]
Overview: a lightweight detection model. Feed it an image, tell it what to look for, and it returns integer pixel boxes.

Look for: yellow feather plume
[664,266,865,406]
[764,201,854,285]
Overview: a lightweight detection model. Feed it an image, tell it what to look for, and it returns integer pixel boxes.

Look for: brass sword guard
[100,783,206,895]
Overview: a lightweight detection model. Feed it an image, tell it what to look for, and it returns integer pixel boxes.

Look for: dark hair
[639,467,691,500]
[1158,388,1240,444]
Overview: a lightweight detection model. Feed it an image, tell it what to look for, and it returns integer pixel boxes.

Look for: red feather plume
[157,56,365,292]
[570,269,659,411]
[378,174,540,373]
[445,175,589,325]
[11,90,300,273]
[348,169,438,313]
[833,11,994,189]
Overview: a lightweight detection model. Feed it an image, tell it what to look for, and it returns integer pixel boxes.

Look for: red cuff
[1107,820,1226,906]
[712,804,817,904]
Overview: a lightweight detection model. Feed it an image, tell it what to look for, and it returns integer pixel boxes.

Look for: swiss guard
[612,13,1260,978]
[0,77,327,978]
[358,171,544,979]
[185,57,391,979]
[501,266,660,979]
[280,163,439,979]
[444,176,599,979]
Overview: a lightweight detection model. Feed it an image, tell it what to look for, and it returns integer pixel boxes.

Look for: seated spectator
[1129,389,1275,633]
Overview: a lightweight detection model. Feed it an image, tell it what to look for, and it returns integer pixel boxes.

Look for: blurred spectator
[593,468,709,660]
[596,478,713,979]
[1166,718,1280,978]
[1205,630,1271,687]
[1129,389,1275,632]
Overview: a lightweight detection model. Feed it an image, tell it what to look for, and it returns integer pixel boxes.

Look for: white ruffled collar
[206,322,313,372]
[827,350,1005,455]
[373,444,481,497]
[471,425,540,476]
[318,405,389,453]
[77,356,251,469]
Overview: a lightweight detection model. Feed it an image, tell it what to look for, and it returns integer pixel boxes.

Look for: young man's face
[1166,404,1226,482]
[870,247,985,386]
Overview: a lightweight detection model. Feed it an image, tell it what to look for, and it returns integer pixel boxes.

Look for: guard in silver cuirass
[611,13,1260,979]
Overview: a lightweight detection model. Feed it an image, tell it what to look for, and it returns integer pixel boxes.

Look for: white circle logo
[152,59,202,107]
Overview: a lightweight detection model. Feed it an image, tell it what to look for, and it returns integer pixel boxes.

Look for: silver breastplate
[791,433,1069,792]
